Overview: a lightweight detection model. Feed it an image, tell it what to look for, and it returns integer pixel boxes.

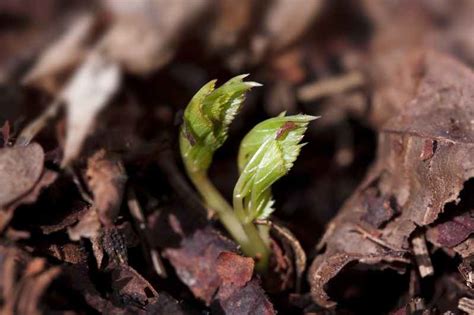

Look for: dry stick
[297,71,365,102]
[411,232,434,278]
[127,188,167,278]
[351,225,402,252]
[15,99,62,146]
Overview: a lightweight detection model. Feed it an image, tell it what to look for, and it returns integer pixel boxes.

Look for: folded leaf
[235,114,317,221]
[180,74,261,173]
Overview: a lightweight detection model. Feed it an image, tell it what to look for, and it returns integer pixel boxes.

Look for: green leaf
[234,114,317,221]
[180,75,261,173]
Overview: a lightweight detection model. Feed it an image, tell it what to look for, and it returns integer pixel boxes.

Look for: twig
[351,225,402,252]
[15,99,62,146]
[127,188,167,278]
[297,71,365,102]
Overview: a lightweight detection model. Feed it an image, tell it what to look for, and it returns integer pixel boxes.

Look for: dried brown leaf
[0,143,44,207]
[163,227,236,305]
[61,53,121,167]
[309,50,474,307]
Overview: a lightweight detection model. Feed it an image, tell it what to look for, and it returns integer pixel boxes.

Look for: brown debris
[309,50,474,307]
[86,149,127,226]
[411,232,434,278]
[163,227,236,305]
[5,1,474,313]
[0,246,61,315]
[217,251,254,287]
[1,167,57,233]
[0,143,44,207]
[214,252,275,315]
[426,210,474,248]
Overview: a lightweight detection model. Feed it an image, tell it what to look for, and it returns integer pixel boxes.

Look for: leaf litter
[2,1,474,314]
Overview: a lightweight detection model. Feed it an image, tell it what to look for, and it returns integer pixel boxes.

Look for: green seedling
[180,74,316,271]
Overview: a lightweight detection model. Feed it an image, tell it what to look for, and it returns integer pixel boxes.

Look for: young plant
[180,75,316,271]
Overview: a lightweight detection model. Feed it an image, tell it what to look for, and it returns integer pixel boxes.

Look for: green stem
[189,170,269,271]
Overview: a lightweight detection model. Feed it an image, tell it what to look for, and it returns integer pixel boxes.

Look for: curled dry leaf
[86,149,127,226]
[309,50,474,307]
[110,264,158,308]
[61,53,121,167]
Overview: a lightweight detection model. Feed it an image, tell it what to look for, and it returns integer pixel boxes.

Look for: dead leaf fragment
[163,227,236,305]
[61,53,121,167]
[216,251,254,289]
[214,251,275,315]
[0,143,44,207]
[86,149,127,226]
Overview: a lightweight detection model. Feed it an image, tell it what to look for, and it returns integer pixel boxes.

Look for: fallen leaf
[0,143,44,207]
[61,52,121,167]
[163,227,236,305]
[309,50,474,307]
